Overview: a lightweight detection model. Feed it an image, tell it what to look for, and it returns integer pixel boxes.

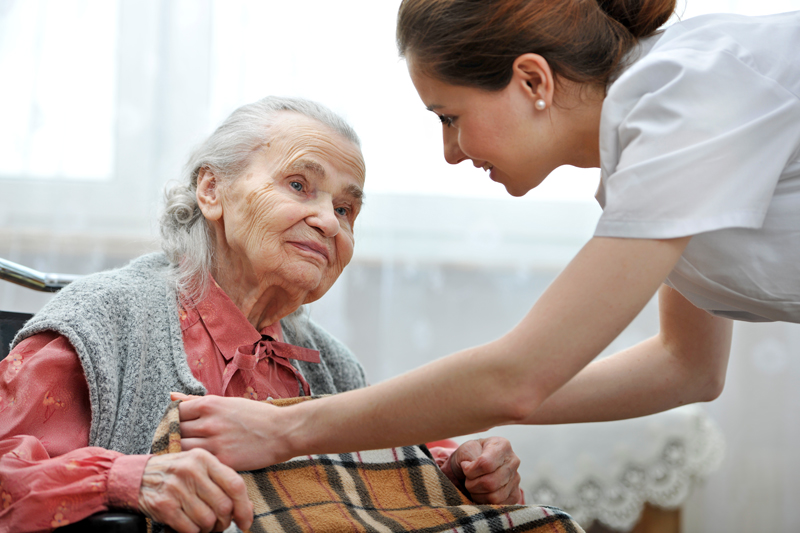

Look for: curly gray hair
[159,96,361,304]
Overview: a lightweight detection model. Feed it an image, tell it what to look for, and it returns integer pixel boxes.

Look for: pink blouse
[0,279,321,532]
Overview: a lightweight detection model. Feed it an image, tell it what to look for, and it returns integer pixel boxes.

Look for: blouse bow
[222,334,320,399]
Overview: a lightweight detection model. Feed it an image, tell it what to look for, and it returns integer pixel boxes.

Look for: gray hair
[159,95,361,306]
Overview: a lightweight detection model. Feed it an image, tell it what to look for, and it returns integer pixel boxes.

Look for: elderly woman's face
[201,113,365,305]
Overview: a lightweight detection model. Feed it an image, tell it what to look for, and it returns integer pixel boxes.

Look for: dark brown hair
[397,0,676,91]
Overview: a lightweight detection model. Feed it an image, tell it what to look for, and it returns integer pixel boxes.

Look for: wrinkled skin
[196,112,365,330]
[438,438,523,505]
[164,112,527,523]
[138,449,253,533]
[139,113,365,531]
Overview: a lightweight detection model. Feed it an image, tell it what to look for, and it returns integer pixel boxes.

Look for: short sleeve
[595,46,800,239]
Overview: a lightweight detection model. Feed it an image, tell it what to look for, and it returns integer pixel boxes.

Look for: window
[0,0,118,181]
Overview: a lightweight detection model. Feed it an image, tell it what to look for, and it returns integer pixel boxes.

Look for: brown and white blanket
[149,398,584,533]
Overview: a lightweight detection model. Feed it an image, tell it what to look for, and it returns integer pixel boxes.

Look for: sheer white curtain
[1,1,799,531]
[0,0,217,311]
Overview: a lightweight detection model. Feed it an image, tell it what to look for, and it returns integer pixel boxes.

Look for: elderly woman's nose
[443,127,467,165]
[306,200,340,237]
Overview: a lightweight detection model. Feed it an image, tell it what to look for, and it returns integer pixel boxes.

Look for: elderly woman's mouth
[288,241,330,262]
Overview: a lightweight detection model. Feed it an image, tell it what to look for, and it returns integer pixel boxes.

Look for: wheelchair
[1,257,147,533]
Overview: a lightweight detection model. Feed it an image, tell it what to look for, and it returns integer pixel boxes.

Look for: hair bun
[596,0,676,38]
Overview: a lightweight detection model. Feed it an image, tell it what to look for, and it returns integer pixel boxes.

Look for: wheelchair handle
[0,257,80,292]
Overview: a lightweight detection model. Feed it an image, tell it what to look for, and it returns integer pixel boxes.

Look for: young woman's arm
[524,284,732,424]
[179,235,730,469]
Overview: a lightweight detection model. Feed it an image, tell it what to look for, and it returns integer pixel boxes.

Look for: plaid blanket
[149,398,584,533]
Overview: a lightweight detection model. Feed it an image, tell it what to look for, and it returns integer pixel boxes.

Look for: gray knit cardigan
[12,253,366,455]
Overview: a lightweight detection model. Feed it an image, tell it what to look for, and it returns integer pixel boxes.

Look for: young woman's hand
[177,395,292,471]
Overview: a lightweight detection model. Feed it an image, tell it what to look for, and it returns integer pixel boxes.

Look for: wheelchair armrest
[57,511,147,533]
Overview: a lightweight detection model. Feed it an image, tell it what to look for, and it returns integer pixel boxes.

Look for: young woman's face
[407,57,567,197]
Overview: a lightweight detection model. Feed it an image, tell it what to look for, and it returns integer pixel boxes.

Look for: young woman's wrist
[274,401,317,463]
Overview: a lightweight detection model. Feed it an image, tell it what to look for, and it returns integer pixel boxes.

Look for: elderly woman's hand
[441,437,523,505]
[138,449,253,533]
[176,395,290,471]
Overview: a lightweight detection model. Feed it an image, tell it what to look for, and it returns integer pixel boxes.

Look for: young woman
[177,0,800,474]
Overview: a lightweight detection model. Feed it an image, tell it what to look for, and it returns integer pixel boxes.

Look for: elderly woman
[0,96,522,533]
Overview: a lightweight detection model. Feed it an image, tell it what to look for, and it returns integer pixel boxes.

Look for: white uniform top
[595,11,800,323]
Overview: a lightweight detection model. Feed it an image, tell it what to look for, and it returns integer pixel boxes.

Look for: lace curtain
[1,1,799,531]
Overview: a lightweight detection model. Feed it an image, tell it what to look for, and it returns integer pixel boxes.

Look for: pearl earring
[535,99,547,111]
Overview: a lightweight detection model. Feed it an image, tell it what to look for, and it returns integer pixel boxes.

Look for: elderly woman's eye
[335,206,349,217]
[290,181,304,192]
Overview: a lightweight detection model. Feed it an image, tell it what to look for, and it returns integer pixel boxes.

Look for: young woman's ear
[196,168,223,222]
[512,53,555,109]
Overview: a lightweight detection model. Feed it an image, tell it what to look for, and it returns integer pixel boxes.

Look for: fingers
[180,419,212,440]
[206,454,254,530]
[175,395,287,471]
[178,397,221,440]
[449,440,483,482]
[454,438,524,505]
[179,437,208,453]
[187,450,252,531]
[461,438,510,477]
[177,395,230,435]
[184,464,236,531]
[177,395,211,422]
[179,486,224,533]
[465,470,522,505]
[138,450,253,533]
[171,391,202,402]
[139,455,216,533]
[452,440,482,465]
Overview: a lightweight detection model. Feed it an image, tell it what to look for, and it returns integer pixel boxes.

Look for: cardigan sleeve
[0,332,149,532]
